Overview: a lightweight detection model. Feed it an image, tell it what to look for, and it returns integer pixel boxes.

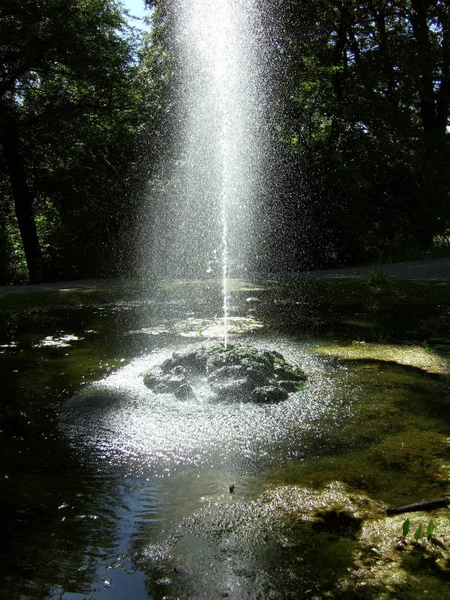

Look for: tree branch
[386,497,450,515]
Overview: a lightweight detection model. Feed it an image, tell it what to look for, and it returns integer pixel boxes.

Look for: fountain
[142,0,268,308]
[137,0,309,400]
[137,1,288,392]
[58,0,313,484]
[60,0,315,466]
[3,2,450,599]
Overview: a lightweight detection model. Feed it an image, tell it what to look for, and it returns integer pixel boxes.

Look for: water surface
[1,284,450,599]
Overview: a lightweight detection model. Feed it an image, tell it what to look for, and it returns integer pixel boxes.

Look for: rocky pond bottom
[140,481,450,600]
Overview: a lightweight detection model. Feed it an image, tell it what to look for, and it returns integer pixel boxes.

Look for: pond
[1,279,450,599]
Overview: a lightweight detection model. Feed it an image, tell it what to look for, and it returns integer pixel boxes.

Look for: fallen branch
[385,497,450,515]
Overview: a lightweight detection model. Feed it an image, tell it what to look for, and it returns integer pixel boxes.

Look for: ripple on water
[59,339,343,477]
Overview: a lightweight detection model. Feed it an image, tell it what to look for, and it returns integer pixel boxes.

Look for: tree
[0,0,139,282]
[140,0,450,270]
[278,0,450,262]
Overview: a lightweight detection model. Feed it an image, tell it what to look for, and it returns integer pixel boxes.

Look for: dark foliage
[0,0,143,282]
[1,0,449,282]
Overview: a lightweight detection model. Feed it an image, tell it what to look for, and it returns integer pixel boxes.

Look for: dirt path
[0,278,125,295]
[0,257,449,295]
[307,256,450,281]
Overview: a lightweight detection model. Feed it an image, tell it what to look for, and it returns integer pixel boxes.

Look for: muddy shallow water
[1,282,450,599]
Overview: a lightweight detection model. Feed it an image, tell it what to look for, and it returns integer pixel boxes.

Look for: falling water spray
[144,0,270,341]
[199,0,238,346]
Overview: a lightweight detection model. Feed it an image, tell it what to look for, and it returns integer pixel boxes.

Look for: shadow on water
[1,280,450,599]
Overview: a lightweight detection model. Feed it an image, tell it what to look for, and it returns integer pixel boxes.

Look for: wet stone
[143,365,194,399]
[143,341,306,403]
[278,380,300,392]
[209,377,255,398]
[251,385,288,403]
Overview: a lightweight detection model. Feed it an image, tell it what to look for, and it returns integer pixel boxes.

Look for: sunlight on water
[60,339,345,478]
[33,334,84,348]
[128,315,264,338]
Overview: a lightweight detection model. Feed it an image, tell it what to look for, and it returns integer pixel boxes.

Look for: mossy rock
[144,342,306,403]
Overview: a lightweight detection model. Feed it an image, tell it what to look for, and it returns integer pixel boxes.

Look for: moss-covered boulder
[143,341,306,402]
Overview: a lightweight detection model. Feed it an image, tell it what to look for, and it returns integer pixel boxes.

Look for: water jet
[142,0,270,340]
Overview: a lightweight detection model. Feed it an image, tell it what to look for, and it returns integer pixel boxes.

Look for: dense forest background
[0,0,449,283]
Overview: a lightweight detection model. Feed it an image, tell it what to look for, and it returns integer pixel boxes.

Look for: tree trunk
[372,3,396,106]
[408,0,450,157]
[0,121,44,283]
[436,5,450,133]
[410,0,436,135]
[332,4,349,101]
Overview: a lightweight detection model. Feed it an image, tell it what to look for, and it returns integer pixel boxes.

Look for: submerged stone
[251,385,288,403]
[143,341,306,402]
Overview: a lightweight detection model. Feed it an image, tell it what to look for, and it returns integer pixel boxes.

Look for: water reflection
[60,338,337,477]
[0,302,145,599]
[1,288,450,599]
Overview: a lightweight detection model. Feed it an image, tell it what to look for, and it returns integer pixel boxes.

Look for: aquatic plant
[402,518,410,537]
[365,265,392,289]
[401,518,436,542]
[414,523,423,541]
[426,518,436,538]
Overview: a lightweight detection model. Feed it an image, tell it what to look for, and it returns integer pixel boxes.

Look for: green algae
[2,281,450,599]
[348,511,450,600]
[314,341,450,376]
[234,278,450,342]
[255,353,450,513]
[140,480,450,600]
[370,430,448,471]
[0,286,133,312]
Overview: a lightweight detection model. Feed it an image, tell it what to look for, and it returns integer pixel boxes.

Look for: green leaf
[426,519,435,537]
[414,524,423,541]
[402,518,410,537]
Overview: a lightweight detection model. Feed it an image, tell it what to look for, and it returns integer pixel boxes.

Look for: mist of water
[143,0,269,323]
